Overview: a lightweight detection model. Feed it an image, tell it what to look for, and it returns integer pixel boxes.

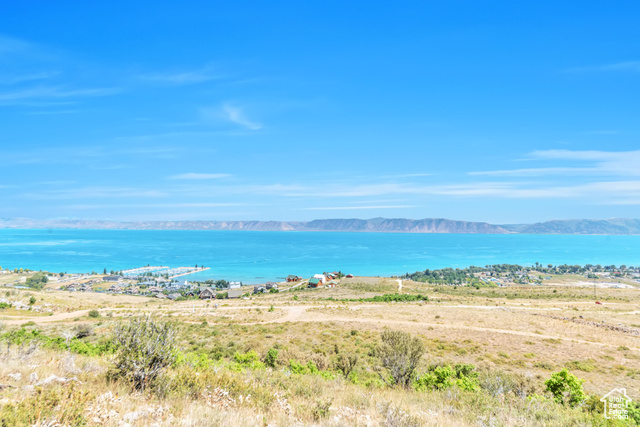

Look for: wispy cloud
[0,86,120,102]
[169,173,231,180]
[302,205,414,210]
[0,35,31,53]
[67,202,245,209]
[381,172,433,178]
[21,187,168,200]
[139,68,221,85]
[566,60,640,73]
[469,167,597,177]
[25,109,79,116]
[598,61,640,72]
[471,149,640,177]
[221,104,262,130]
[1,71,59,85]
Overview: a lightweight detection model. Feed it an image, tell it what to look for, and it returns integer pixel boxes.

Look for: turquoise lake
[1,229,639,284]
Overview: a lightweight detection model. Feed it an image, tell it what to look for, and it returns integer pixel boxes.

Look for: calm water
[0,229,639,284]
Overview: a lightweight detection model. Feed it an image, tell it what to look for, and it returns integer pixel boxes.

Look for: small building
[325,280,338,288]
[173,279,189,288]
[253,285,266,294]
[265,282,277,290]
[308,278,322,288]
[345,274,354,278]
[228,289,243,299]
[103,275,121,282]
[167,293,181,301]
[155,293,167,299]
[229,281,242,289]
[138,281,156,286]
[199,288,216,299]
[313,274,326,283]
[286,275,301,282]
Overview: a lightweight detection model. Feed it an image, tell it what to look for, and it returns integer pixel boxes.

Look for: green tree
[544,369,586,407]
[26,273,48,290]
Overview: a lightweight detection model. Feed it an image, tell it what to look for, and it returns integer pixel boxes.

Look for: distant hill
[501,218,640,235]
[1,217,638,234]
[0,217,508,233]
[301,218,510,233]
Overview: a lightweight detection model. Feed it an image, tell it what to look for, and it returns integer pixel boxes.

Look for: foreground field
[0,278,639,425]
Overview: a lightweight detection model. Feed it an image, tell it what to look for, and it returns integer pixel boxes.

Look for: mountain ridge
[1,217,639,234]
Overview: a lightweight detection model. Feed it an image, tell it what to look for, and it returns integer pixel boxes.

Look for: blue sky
[1,1,639,223]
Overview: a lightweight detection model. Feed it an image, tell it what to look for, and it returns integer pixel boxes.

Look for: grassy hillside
[0,279,639,426]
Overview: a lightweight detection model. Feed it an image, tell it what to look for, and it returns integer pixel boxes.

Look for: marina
[122,265,210,279]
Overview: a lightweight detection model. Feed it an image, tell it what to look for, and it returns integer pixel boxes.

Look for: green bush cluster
[25,272,48,290]
[326,293,429,303]
[289,359,319,375]
[414,363,479,391]
[1,328,115,356]
[544,368,586,408]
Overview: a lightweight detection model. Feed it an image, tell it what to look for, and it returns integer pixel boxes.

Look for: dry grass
[1,276,639,425]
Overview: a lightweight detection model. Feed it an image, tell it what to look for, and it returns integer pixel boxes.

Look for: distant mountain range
[1,217,640,234]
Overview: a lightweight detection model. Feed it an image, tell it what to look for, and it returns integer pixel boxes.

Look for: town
[0,265,356,301]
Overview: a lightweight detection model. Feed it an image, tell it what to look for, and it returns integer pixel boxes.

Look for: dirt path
[0,303,582,325]
[5,303,639,352]
[255,309,640,351]
[2,310,91,325]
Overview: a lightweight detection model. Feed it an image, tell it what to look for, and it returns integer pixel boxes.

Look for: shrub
[0,385,92,425]
[375,330,424,388]
[479,371,539,398]
[366,293,428,303]
[334,354,358,378]
[109,315,177,391]
[414,363,479,391]
[29,296,36,305]
[312,398,332,421]
[73,324,93,339]
[289,360,307,374]
[0,302,11,309]
[544,368,586,407]
[88,309,100,318]
[264,347,279,368]
[234,350,259,365]
[288,360,319,375]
